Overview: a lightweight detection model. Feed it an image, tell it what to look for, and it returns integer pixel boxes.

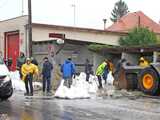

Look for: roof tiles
[107,11,160,34]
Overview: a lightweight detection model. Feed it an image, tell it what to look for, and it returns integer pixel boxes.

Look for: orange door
[6,32,19,71]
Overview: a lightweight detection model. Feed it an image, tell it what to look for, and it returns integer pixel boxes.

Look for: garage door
[5,32,19,71]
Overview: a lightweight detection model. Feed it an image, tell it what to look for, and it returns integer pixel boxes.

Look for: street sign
[49,33,65,39]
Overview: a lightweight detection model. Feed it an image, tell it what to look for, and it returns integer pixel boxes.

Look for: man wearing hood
[85,59,93,82]
[61,58,76,88]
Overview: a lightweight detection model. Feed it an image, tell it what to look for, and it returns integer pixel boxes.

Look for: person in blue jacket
[61,58,76,88]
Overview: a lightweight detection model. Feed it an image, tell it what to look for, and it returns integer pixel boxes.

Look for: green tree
[110,0,129,22]
[119,27,157,46]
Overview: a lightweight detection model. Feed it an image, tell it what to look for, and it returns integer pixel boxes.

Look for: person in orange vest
[21,58,39,96]
[102,60,114,84]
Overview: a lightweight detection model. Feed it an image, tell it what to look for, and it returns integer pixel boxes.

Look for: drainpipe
[138,15,141,27]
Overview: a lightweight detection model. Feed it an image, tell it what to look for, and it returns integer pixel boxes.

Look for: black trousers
[97,75,102,88]
[25,74,33,94]
[43,77,51,92]
[86,73,90,82]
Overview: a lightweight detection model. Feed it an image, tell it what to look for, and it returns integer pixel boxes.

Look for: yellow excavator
[116,62,160,96]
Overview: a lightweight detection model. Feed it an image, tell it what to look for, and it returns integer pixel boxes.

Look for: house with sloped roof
[105,11,160,64]
[107,11,160,34]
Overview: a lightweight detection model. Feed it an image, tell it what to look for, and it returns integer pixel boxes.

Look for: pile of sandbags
[54,71,116,99]
[54,73,98,99]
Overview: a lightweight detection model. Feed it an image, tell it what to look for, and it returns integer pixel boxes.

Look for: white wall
[32,26,121,45]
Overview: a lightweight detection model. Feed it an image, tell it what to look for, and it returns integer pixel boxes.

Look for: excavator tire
[139,67,160,96]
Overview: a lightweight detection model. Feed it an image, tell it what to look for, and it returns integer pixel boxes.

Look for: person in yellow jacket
[96,60,108,89]
[139,57,149,68]
[21,58,39,96]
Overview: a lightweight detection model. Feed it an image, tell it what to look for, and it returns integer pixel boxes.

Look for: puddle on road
[0,114,10,120]
[1,89,160,120]
[0,98,78,120]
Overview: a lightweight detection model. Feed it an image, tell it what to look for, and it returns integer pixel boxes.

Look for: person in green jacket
[96,60,108,89]
[17,52,26,79]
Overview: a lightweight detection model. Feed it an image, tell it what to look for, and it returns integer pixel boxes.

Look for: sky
[0,0,159,29]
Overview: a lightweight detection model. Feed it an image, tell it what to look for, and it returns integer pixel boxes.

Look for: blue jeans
[43,77,51,92]
[63,77,72,88]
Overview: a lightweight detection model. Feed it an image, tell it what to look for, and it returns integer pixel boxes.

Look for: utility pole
[22,0,24,15]
[71,4,76,26]
[28,0,32,57]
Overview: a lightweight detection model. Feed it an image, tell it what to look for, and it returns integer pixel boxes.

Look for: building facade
[0,16,122,72]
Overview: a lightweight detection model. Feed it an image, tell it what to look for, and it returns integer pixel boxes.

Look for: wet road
[1,92,160,120]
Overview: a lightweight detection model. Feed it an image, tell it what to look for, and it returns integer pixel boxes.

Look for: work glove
[73,74,76,79]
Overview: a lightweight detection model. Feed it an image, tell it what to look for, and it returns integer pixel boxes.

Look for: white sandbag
[73,73,90,98]
[33,82,42,91]
[88,76,98,93]
[78,72,86,81]
[54,80,67,98]
[106,71,114,85]
[10,71,25,91]
[106,84,115,96]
